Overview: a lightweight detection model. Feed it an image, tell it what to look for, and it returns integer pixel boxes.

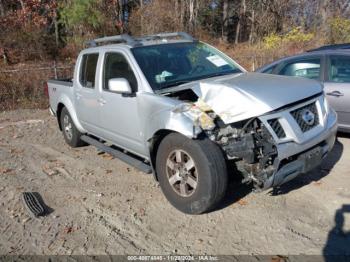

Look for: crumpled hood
[188,72,323,124]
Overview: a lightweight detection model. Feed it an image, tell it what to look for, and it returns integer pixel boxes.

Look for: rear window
[80,53,99,88]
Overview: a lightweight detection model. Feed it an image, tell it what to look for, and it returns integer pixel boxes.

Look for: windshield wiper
[203,71,236,79]
[160,80,191,89]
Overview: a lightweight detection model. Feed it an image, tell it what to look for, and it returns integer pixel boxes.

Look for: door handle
[98,98,106,105]
[326,91,344,97]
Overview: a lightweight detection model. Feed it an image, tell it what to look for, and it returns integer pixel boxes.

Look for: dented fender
[138,92,202,144]
[144,107,202,142]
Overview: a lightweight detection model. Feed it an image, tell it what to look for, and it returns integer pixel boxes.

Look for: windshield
[131,42,243,91]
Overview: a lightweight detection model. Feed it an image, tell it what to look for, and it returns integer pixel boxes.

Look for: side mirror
[108,78,132,94]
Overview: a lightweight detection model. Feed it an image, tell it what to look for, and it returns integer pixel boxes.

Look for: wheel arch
[55,96,85,133]
[148,129,178,181]
[56,103,65,131]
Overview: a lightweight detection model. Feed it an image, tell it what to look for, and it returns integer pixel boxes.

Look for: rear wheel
[156,133,227,214]
[60,107,85,147]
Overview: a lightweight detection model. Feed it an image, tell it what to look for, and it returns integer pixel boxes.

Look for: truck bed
[47,78,73,87]
[47,78,74,115]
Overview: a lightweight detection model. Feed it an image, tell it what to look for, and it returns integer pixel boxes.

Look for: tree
[59,0,105,33]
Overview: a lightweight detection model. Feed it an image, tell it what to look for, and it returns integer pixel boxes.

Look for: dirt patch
[0,109,350,255]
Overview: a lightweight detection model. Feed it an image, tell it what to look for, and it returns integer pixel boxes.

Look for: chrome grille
[268,119,286,138]
[290,102,319,132]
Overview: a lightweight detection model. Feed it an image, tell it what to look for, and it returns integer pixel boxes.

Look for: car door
[275,55,324,81]
[98,51,144,155]
[75,52,102,134]
[324,55,350,130]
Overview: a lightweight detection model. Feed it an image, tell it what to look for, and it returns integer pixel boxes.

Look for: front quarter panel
[137,92,200,145]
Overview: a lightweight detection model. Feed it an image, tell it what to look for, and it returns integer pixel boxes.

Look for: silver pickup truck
[48,32,337,214]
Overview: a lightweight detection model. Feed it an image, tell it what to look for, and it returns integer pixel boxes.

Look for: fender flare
[144,109,203,181]
[57,95,86,133]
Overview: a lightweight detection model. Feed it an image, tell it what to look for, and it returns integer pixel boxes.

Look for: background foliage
[0,0,350,109]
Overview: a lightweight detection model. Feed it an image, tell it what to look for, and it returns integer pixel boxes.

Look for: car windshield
[131,42,243,91]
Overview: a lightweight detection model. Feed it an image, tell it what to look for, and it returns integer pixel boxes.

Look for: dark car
[256,44,350,132]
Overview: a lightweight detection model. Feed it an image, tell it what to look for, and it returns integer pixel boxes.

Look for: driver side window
[103,52,137,92]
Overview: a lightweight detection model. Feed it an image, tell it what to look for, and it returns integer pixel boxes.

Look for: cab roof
[85,32,196,49]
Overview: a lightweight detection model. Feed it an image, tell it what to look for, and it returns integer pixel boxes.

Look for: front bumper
[262,108,337,190]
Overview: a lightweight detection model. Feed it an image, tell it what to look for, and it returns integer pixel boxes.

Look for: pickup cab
[48,32,337,214]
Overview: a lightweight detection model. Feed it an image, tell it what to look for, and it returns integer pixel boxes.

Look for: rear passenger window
[279,58,321,80]
[80,53,99,88]
[329,56,350,83]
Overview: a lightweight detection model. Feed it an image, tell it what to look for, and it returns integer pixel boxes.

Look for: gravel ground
[0,109,349,256]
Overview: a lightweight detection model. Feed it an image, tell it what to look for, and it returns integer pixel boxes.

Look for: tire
[60,107,86,147]
[156,133,227,214]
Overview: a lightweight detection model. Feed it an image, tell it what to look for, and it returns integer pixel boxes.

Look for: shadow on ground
[323,132,350,260]
[323,204,350,260]
[212,160,252,212]
[269,137,344,196]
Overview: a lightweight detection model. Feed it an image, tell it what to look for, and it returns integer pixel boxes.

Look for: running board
[81,135,152,174]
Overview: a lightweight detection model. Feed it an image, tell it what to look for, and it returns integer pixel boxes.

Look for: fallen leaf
[139,208,146,216]
[42,165,58,176]
[312,181,322,186]
[10,148,24,155]
[238,199,248,206]
[12,134,24,139]
[0,167,13,174]
[102,153,114,160]
[63,226,73,234]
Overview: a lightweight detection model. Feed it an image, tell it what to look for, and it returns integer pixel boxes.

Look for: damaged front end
[206,117,278,190]
[161,78,335,192]
[154,73,334,191]
[169,93,278,191]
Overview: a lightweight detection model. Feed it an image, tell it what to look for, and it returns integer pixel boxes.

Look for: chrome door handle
[326,91,344,97]
[98,98,106,105]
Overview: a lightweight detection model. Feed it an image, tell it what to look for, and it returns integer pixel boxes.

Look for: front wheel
[156,133,227,214]
[60,107,86,147]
